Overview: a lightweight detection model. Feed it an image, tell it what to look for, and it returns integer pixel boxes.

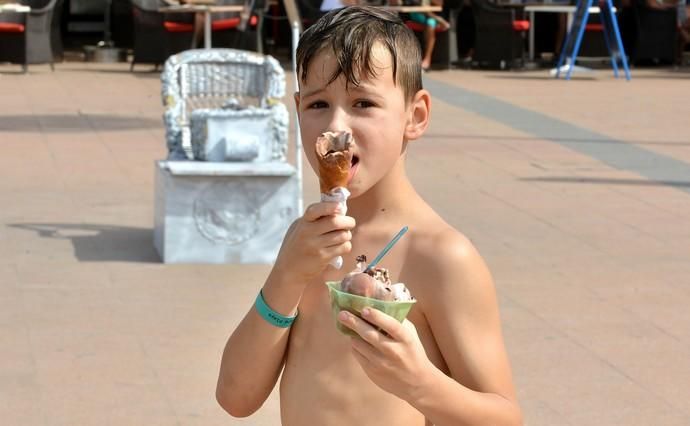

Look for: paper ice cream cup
[325,281,416,336]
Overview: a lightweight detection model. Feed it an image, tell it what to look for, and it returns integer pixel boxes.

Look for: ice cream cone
[315,131,354,194]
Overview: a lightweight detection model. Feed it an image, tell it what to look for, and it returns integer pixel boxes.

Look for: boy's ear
[404,89,431,141]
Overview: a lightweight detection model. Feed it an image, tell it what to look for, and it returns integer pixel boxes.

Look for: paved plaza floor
[1,59,689,425]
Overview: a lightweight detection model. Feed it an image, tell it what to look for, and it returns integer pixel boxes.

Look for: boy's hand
[338,308,436,402]
[271,201,355,288]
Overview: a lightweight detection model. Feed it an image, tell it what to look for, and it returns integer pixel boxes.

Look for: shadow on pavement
[0,113,162,133]
[56,67,162,78]
[483,74,598,81]
[521,176,690,188]
[424,133,690,147]
[624,72,690,79]
[8,223,161,263]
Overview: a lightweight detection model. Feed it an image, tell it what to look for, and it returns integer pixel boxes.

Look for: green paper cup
[325,281,416,336]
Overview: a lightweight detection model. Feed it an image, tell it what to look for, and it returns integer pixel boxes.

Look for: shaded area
[8,223,160,263]
[0,69,29,75]
[624,73,690,80]
[521,176,690,188]
[0,113,162,133]
[482,68,690,81]
[424,133,690,147]
[483,74,598,81]
[56,67,162,77]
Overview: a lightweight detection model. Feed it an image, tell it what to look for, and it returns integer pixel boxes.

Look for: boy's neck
[347,158,418,225]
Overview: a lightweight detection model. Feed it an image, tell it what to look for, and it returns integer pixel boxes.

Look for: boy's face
[296,44,422,198]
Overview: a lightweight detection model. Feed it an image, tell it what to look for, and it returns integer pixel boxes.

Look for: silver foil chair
[155,48,301,264]
[160,48,286,160]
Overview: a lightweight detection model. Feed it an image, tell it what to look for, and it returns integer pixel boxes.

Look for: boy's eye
[307,101,328,109]
[354,100,376,108]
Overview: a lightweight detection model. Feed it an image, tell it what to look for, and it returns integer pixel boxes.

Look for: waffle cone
[315,132,354,193]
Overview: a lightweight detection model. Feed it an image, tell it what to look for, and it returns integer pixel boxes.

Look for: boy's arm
[216,202,355,417]
[215,270,302,418]
[340,233,521,425]
[411,234,521,425]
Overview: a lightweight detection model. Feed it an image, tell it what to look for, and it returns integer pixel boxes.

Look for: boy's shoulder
[406,216,493,306]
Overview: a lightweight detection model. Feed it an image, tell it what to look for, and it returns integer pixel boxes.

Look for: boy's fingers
[319,241,352,260]
[313,214,356,235]
[339,310,390,346]
[319,229,352,247]
[360,308,406,342]
[303,202,342,222]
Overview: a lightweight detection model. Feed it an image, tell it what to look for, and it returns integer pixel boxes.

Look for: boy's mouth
[348,156,359,183]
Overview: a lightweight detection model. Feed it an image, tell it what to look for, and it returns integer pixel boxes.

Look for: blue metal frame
[555,0,630,80]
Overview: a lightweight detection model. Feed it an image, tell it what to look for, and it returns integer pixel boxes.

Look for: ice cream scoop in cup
[326,254,415,336]
[325,281,416,336]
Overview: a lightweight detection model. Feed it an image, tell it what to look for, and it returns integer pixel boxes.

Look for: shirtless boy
[216,6,522,425]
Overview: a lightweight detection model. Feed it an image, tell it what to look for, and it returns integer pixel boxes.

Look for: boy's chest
[281,258,446,426]
[289,234,447,372]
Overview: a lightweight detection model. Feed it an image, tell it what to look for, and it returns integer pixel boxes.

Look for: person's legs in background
[192,12,204,48]
[409,12,440,70]
[455,1,475,64]
[554,13,566,59]
[678,2,690,63]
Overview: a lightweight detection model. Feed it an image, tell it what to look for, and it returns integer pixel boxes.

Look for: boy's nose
[325,109,352,135]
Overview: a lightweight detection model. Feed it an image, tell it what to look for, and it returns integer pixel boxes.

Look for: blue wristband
[254,290,298,328]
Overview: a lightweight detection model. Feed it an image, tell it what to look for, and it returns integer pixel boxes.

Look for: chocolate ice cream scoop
[339,255,409,302]
[341,274,396,302]
[340,273,378,299]
[327,254,415,336]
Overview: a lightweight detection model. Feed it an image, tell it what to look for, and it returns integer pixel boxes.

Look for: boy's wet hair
[296,6,423,101]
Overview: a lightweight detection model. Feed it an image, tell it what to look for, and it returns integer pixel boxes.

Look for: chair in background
[0,0,61,72]
[577,15,610,59]
[210,0,263,51]
[295,0,323,29]
[50,0,64,61]
[130,0,194,70]
[111,0,135,50]
[629,0,677,64]
[160,48,287,160]
[469,0,529,69]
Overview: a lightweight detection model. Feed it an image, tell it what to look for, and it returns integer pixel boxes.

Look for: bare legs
[422,26,436,71]
[421,16,450,71]
[192,12,205,48]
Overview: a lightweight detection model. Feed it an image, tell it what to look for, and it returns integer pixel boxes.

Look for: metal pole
[99,0,114,48]
[204,10,212,49]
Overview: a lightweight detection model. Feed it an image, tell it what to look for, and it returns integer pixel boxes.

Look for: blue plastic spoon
[364,226,409,273]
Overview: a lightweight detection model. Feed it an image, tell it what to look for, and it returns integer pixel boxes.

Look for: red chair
[470,0,530,68]
[130,0,195,70]
[206,0,263,51]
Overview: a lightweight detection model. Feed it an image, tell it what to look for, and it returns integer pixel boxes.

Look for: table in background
[524,4,609,62]
[377,5,442,12]
[0,3,30,13]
